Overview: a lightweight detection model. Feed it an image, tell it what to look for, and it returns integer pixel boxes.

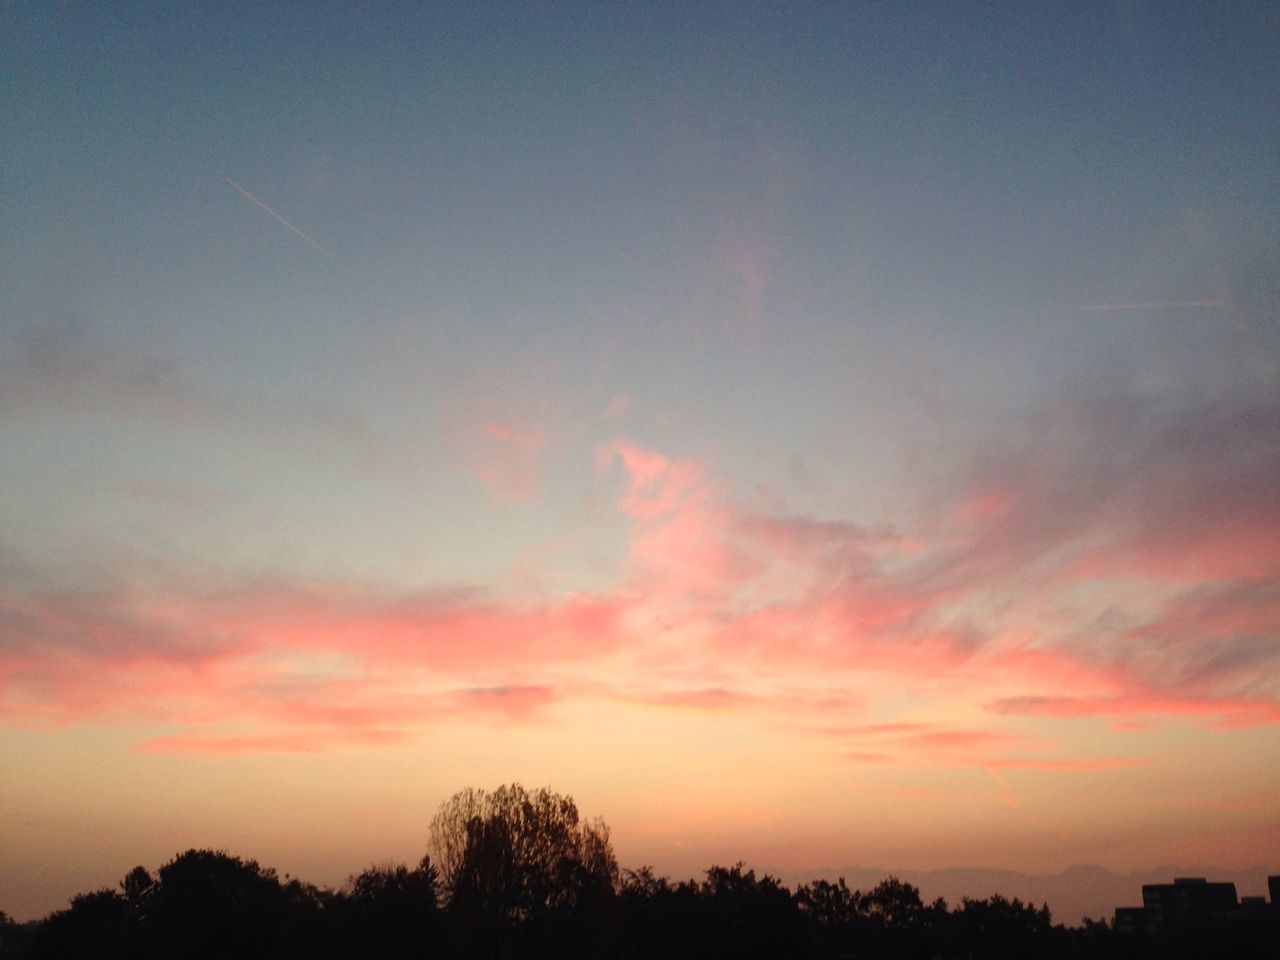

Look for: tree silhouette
[863,875,927,931]
[342,857,441,959]
[145,849,285,960]
[953,893,1058,958]
[699,863,806,960]
[796,876,858,928]
[8,785,1279,960]
[430,784,617,958]
[118,866,152,930]
[25,890,131,960]
[795,877,861,957]
[0,909,24,960]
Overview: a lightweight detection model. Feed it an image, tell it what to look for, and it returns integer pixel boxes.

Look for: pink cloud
[599,440,758,604]
[192,585,632,670]
[128,684,563,756]
[596,443,976,671]
[438,361,575,504]
[599,440,708,519]
[596,434,1280,741]
[4,417,1278,758]
[988,694,1280,728]
[700,593,981,679]
[824,723,1052,765]
[824,722,1134,771]
[461,418,549,502]
[0,581,610,744]
[946,399,1280,586]
[946,486,1022,529]
[483,421,546,449]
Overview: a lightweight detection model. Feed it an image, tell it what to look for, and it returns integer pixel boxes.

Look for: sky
[2,0,1278,923]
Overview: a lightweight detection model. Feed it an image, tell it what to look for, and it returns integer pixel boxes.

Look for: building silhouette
[1116,875,1280,934]
[1142,877,1238,931]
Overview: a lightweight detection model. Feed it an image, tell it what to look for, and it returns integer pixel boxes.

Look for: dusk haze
[2,0,1277,934]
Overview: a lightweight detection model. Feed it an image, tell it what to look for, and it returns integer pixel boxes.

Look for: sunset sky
[2,1,1278,922]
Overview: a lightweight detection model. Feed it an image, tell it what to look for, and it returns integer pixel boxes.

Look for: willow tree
[428,784,617,930]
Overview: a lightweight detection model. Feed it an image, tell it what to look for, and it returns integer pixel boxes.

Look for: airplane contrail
[1067,299,1222,312]
[224,176,335,260]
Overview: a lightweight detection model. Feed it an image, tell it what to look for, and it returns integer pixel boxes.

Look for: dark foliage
[25,891,131,960]
[339,857,442,959]
[7,785,1278,960]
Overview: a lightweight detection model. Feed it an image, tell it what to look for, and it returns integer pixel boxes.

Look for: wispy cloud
[988,694,1280,729]
[135,728,410,755]
[981,757,1139,771]
[437,361,580,503]
[0,318,377,455]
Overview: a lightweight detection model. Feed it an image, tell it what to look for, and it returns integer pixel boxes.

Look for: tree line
[2,784,1274,960]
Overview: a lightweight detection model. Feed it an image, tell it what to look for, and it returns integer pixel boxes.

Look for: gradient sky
[2,1,1278,922]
